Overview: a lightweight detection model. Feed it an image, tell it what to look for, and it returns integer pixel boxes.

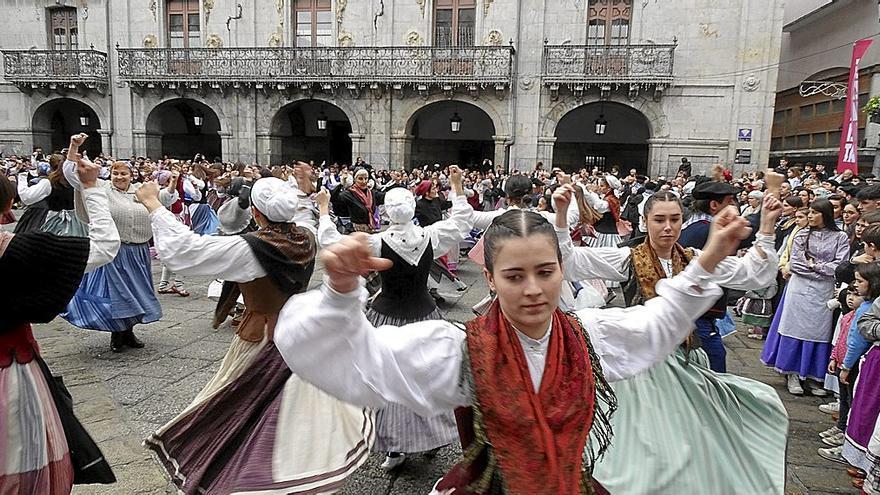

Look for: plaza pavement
[3,214,858,494]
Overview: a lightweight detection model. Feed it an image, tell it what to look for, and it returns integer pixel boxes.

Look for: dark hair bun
[504,175,533,198]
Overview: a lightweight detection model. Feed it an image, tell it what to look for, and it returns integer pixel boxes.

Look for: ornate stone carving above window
[338,31,354,47]
[149,0,157,22]
[742,74,760,92]
[483,0,494,16]
[206,33,223,48]
[406,30,423,46]
[416,0,426,17]
[269,31,283,47]
[486,29,502,46]
[204,0,215,23]
[143,34,158,48]
[336,0,347,26]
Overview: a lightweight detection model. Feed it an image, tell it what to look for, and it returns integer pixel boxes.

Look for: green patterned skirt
[592,347,788,494]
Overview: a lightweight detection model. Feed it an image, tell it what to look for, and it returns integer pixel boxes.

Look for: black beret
[692,180,739,200]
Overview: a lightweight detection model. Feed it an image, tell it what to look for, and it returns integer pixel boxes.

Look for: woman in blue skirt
[60,136,176,352]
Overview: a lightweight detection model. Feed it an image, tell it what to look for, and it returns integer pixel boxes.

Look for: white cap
[604,174,622,190]
[251,177,299,223]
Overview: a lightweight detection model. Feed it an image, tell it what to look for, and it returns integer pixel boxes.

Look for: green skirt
[592,348,788,494]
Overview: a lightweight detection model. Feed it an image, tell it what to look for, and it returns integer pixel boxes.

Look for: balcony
[1,49,109,94]
[116,46,514,97]
[542,43,675,99]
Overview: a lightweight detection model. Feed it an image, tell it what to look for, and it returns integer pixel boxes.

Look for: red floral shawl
[350,185,376,229]
[436,301,615,494]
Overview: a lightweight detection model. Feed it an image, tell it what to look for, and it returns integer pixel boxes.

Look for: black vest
[370,240,437,320]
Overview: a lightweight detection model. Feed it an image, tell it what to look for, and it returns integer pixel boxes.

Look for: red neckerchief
[350,185,376,228]
[170,177,186,214]
[462,301,595,494]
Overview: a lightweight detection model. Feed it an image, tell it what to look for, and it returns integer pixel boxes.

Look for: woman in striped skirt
[60,157,176,352]
[0,137,117,494]
[316,166,474,470]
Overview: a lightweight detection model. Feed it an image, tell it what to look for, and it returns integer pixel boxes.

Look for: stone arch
[267,98,355,165]
[398,95,507,138]
[399,99,500,169]
[542,95,667,140]
[31,97,105,157]
[548,98,655,174]
[144,98,223,159]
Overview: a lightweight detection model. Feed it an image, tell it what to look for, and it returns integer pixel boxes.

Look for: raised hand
[70,133,88,148]
[553,184,575,229]
[315,187,330,210]
[759,195,783,234]
[76,154,100,188]
[135,180,164,213]
[321,233,392,294]
[699,206,752,272]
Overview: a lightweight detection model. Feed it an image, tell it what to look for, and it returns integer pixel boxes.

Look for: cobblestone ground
[4,216,857,494]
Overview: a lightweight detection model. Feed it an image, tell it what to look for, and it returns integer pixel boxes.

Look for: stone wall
[0,0,784,175]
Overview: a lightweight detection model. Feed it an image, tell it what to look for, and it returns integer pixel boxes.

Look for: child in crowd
[839,261,880,489]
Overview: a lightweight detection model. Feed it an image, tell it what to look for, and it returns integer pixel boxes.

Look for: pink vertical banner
[837,38,873,174]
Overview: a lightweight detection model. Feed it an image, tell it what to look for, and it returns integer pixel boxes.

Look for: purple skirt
[844,346,880,469]
[761,288,831,382]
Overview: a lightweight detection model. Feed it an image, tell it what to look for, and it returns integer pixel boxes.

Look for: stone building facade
[0,0,783,176]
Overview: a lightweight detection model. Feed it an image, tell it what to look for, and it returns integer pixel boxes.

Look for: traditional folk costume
[336,170,379,233]
[274,256,727,494]
[157,172,200,296]
[554,230,789,494]
[15,172,86,237]
[842,301,879,472]
[188,176,220,235]
[0,186,118,494]
[762,228,849,382]
[318,188,473,461]
[59,160,175,335]
[145,178,373,494]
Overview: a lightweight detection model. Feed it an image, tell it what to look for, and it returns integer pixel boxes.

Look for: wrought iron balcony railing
[117,46,513,91]
[2,49,109,92]
[542,43,675,88]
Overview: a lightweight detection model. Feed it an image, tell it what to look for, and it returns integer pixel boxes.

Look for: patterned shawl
[350,185,377,229]
[626,240,694,304]
[436,301,616,495]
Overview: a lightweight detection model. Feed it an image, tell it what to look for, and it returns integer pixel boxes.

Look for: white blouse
[554,226,779,290]
[16,174,52,205]
[273,261,722,418]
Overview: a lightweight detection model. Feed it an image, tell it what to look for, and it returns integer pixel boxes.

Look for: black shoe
[124,330,145,349]
[110,332,125,353]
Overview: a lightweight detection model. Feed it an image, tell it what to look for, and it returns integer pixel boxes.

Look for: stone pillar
[219,131,234,162]
[349,132,367,167]
[870,72,880,177]
[537,136,557,170]
[131,130,148,157]
[97,129,113,156]
[492,135,511,172]
[255,131,280,166]
[389,134,413,170]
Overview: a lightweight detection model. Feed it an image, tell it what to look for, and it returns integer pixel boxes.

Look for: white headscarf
[251,177,299,223]
[379,187,431,266]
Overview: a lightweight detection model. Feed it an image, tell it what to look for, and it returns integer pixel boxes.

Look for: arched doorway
[32,98,101,157]
[554,101,650,174]
[407,101,495,170]
[145,99,222,160]
[270,100,352,166]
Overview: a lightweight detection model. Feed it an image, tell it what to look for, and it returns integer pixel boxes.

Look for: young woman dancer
[317,166,474,470]
[138,177,373,494]
[553,187,788,494]
[274,204,754,494]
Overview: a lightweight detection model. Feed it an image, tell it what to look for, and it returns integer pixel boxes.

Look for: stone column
[389,134,413,170]
[131,130,148,157]
[219,131,234,162]
[870,71,880,177]
[349,132,366,167]
[537,136,557,170]
[97,129,113,156]
[492,135,511,172]
[255,131,280,166]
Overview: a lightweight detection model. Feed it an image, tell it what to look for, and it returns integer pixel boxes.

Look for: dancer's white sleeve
[690,233,777,290]
[275,283,469,417]
[555,226,630,282]
[16,175,51,205]
[149,207,266,282]
[575,261,721,382]
[81,187,120,272]
[427,194,474,257]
